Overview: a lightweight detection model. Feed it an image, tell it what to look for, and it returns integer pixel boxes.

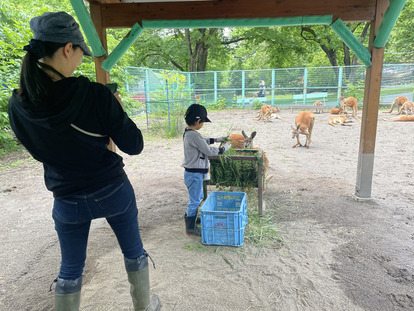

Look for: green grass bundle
[210,149,261,188]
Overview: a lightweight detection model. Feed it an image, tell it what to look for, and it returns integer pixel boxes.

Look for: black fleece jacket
[8,76,143,198]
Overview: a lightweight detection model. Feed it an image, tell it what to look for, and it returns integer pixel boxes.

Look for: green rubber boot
[124,254,161,311]
[184,213,201,236]
[55,277,82,311]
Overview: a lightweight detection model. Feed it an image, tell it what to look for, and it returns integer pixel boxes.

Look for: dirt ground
[1,108,413,311]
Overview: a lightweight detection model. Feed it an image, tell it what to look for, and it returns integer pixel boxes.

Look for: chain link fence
[124,64,414,134]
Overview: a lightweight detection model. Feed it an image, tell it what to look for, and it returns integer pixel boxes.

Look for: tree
[385,0,414,63]
[300,22,370,82]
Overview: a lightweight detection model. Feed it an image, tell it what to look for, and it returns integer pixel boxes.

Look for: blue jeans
[52,177,144,279]
[184,171,204,217]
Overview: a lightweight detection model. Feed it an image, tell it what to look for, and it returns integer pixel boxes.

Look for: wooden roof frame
[80,0,406,201]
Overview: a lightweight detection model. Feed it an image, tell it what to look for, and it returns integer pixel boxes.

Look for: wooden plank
[354,0,388,199]
[97,0,377,28]
[90,3,116,152]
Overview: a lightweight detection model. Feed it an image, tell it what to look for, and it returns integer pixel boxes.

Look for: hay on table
[207,149,265,215]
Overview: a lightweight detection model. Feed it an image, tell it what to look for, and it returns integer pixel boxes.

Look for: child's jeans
[52,177,144,279]
[184,171,204,217]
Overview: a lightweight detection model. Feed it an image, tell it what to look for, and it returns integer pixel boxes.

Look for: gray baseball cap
[30,11,93,56]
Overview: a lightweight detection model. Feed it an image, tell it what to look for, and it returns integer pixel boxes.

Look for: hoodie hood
[9,76,90,131]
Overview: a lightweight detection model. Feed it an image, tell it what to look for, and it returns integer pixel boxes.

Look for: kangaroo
[399,101,414,115]
[313,100,324,114]
[292,111,315,149]
[254,105,281,122]
[328,112,352,127]
[330,107,343,115]
[386,96,408,114]
[383,115,414,122]
[339,95,359,120]
[228,130,257,149]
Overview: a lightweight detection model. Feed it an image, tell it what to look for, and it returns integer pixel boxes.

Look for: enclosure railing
[125,63,414,110]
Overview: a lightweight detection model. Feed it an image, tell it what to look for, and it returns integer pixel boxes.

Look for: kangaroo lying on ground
[339,95,360,120]
[292,111,315,149]
[330,107,343,115]
[254,105,282,122]
[383,115,414,122]
[328,112,352,127]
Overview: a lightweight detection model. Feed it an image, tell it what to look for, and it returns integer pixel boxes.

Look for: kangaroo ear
[242,130,247,138]
[251,131,257,139]
[296,124,301,130]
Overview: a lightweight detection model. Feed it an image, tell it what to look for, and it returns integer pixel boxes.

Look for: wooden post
[90,3,116,152]
[354,0,388,200]
[257,152,264,216]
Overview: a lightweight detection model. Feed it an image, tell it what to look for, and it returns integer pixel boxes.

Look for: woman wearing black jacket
[8,11,161,311]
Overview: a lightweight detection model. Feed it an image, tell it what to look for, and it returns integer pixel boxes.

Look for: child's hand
[222,142,232,152]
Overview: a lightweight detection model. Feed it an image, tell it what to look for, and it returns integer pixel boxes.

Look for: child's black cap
[185,104,211,123]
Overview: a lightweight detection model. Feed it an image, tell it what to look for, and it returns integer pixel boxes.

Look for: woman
[8,11,161,311]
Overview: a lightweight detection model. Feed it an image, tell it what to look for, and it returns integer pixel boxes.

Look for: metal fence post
[214,71,218,103]
[166,79,171,133]
[242,70,245,107]
[337,66,343,104]
[303,67,308,104]
[271,69,275,106]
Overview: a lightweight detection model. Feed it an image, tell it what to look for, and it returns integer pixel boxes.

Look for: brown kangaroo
[386,96,408,114]
[254,105,281,122]
[399,101,414,115]
[313,100,324,114]
[228,131,256,149]
[328,112,352,127]
[292,111,315,149]
[339,95,359,120]
[330,107,343,115]
[383,115,414,122]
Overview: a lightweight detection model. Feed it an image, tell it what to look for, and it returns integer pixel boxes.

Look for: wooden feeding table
[206,149,265,216]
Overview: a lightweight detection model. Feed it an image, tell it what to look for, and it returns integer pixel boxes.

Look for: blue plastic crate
[200,191,247,246]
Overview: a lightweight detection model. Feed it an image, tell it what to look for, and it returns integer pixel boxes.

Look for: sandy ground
[1,108,413,311]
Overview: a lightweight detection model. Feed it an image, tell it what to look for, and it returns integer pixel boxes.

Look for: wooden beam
[90,3,117,152]
[97,0,377,28]
[354,0,388,200]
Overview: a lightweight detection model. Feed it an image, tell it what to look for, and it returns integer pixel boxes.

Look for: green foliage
[344,80,365,102]
[252,100,263,110]
[385,0,414,63]
[208,95,227,110]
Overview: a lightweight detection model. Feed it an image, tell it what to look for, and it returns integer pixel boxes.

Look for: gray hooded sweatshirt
[182,129,224,173]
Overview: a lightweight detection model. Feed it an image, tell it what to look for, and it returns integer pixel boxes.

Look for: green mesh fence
[124,64,414,132]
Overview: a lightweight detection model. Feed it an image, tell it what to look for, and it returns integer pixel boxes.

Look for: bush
[253,100,263,110]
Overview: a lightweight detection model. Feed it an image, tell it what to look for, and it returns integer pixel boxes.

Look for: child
[182,104,231,236]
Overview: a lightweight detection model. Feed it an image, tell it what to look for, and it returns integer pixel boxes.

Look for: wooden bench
[293,92,328,103]
[290,92,328,113]
[288,104,328,113]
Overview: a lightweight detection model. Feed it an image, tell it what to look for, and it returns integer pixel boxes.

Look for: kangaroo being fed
[228,130,257,149]
[292,111,315,149]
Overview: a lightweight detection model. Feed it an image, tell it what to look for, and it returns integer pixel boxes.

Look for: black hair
[18,41,80,103]
[184,113,197,126]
